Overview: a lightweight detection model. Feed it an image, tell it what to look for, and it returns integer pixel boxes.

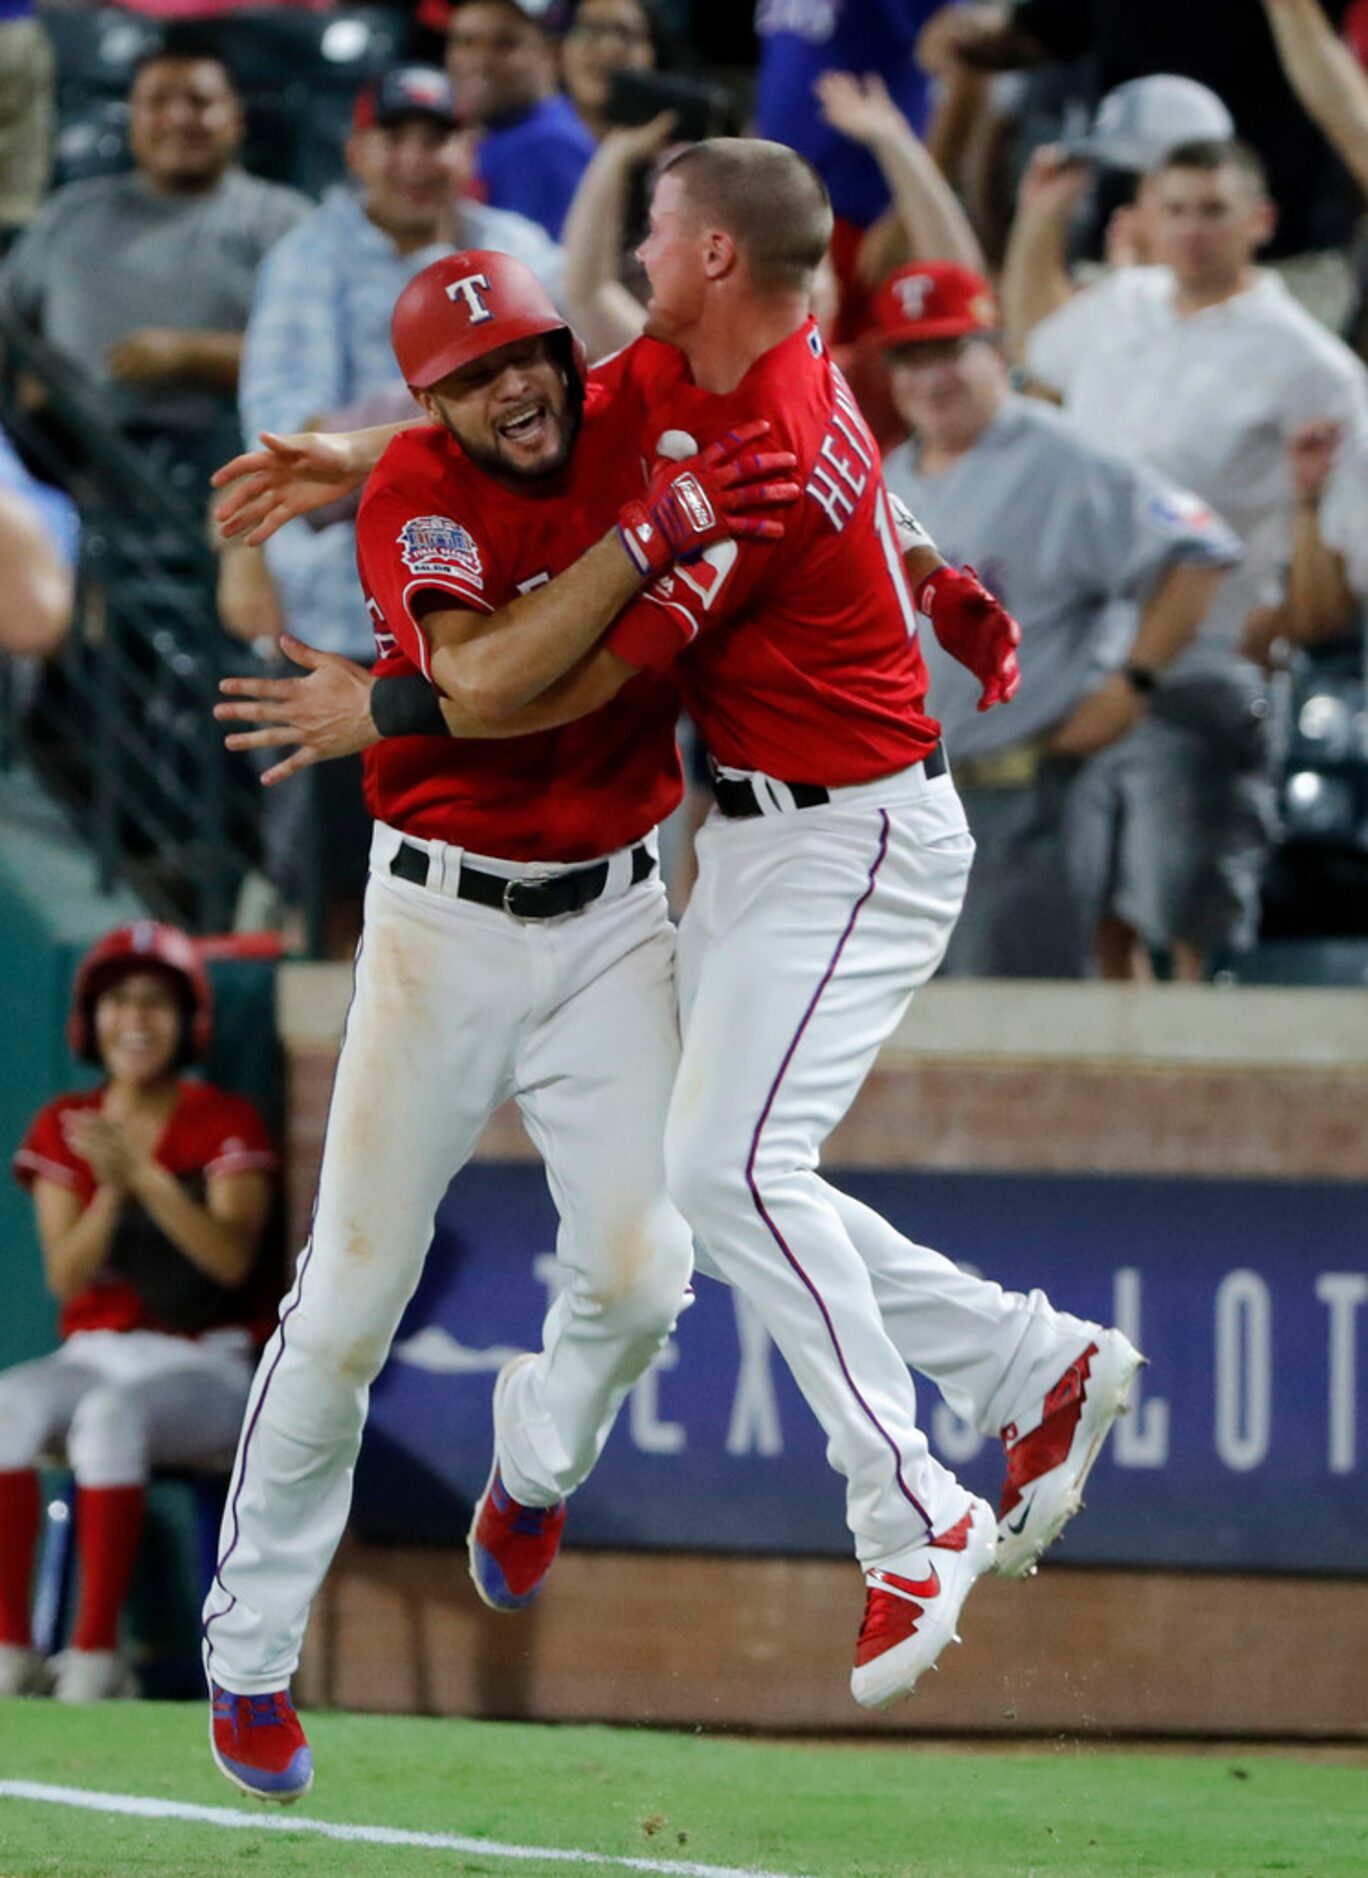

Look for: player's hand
[815,72,912,150]
[212,432,368,545]
[915,562,1021,711]
[1050,671,1145,758]
[617,421,801,579]
[215,634,379,785]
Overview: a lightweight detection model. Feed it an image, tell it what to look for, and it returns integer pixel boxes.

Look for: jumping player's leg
[204,869,520,1695]
[822,1189,1099,1432]
[666,785,976,1569]
[499,884,694,1507]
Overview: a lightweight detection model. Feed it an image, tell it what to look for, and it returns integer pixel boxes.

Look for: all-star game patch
[397,516,484,586]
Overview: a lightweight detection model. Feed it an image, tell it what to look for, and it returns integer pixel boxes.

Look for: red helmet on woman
[68,921,213,1066]
[391,250,588,394]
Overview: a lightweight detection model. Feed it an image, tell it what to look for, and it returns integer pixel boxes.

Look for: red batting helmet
[391,250,587,393]
[68,921,213,1067]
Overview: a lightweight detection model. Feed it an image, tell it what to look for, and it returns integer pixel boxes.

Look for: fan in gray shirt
[0,44,308,482]
[876,261,1241,976]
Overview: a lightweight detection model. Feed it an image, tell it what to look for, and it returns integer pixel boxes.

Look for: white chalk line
[0,1780,808,1878]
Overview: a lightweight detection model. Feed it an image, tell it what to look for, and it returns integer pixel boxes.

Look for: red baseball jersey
[13,1083,278,1341]
[355,388,682,861]
[597,320,941,785]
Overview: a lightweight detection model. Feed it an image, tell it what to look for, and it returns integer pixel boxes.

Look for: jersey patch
[397,516,484,587]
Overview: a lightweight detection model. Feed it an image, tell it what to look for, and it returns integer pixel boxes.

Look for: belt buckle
[502,874,553,920]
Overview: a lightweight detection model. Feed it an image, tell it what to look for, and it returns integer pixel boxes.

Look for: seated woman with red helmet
[0,923,277,1703]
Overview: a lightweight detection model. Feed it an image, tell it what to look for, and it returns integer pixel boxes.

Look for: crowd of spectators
[0,0,1366,974]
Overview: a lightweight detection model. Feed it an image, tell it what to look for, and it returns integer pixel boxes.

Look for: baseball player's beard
[442,402,581,486]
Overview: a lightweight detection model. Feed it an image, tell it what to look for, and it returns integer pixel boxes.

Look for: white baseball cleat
[994,1327,1145,1579]
[850,1495,997,1710]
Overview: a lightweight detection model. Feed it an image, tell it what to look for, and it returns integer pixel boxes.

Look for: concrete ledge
[279,967,1368,1070]
[299,1542,1368,1741]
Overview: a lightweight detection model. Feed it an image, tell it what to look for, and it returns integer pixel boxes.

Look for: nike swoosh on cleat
[1004,1496,1034,1536]
[871,1565,941,1599]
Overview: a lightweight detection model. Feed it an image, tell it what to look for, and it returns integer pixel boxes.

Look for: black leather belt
[711,742,947,820]
[389,840,655,919]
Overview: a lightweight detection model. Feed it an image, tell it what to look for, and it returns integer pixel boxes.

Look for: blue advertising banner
[353,1167,1368,1574]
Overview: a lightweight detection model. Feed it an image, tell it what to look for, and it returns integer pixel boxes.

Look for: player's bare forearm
[1129,562,1225,671]
[427,529,644,718]
[436,646,636,738]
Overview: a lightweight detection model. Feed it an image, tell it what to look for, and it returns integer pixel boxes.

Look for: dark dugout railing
[0,301,262,935]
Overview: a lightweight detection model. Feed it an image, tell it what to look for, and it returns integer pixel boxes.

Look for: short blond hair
[660,138,833,293]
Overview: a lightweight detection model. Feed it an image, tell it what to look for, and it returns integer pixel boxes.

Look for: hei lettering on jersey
[805,370,875,533]
[354,408,683,859]
[594,321,940,785]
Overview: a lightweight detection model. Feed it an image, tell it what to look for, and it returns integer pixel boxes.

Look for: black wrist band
[1122,662,1158,698]
[371,673,449,738]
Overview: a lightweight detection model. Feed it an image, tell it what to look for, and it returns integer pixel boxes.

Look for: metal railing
[0,302,262,934]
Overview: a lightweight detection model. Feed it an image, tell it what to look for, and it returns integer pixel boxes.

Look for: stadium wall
[281,968,1368,1739]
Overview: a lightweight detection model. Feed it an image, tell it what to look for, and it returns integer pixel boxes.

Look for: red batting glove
[617,420,801,579]
[915,562,1022,713]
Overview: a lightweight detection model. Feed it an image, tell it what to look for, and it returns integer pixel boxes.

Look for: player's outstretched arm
[424,423,799,719]
[218,637,645,784]
[213,424,418,544]
[886,488,1022,711]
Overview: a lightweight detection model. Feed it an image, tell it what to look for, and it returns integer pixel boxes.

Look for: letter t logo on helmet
[445,273,494,324]
[392,250,588,393]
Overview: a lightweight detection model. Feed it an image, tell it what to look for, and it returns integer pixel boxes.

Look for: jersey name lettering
[805,373,875,534]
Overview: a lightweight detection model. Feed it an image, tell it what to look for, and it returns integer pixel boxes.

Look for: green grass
[0,1701,1364,1878]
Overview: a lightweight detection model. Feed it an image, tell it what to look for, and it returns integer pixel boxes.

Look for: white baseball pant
[203,823,693,1695]
[667,761,1091,1569]
[0,1330,253,1486]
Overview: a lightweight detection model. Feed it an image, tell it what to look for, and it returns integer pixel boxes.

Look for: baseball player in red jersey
[216,151,1141,1715]
[203,251,800,1801]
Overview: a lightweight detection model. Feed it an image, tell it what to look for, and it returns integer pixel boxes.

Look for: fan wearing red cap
[1,923,277,1705]
[877,261,1242,977]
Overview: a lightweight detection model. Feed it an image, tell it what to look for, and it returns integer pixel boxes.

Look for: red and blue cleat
[468,1467,566,1612]
[210,1682,314,1803]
